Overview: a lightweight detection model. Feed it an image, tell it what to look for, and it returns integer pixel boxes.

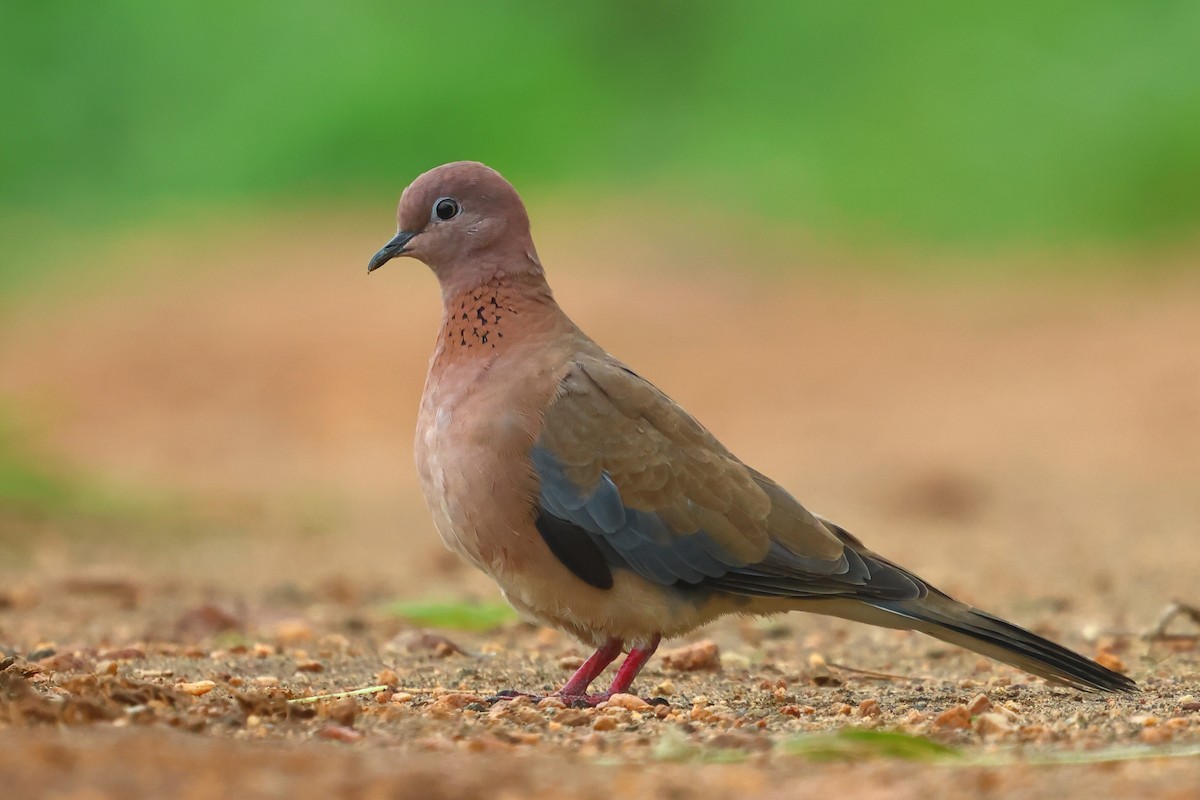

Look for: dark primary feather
[868,595,1138,693]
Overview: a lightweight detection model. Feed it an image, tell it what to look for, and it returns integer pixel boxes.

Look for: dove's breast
[413,317,572,579]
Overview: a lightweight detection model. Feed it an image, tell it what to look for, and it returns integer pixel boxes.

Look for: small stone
[857,699,881,718]
[538,696,567,710]
[253,675,279,687]
[437,694,490,718]
[317,724,363,743]
[1140,726,1173,745]
[661,640,721,672]
[933,705,971,730]
[376,668,399,686]
[391,692,414,704]
[96,660,118,676]
[807,652,839,686]
[597,705,629,720]
[295,660,324,673]
[556,709,593,727]
[592,715,618,731]
[174,605,240,639]
[974,712,1012,737]
[328,697,358,727]
[606,693,651,710]
[135,669,174,679]
[558,655,585,670]
[1094,650,1127,672]
[36,652,94,674]
[318,634,351,653]
[275,619,315,644]
[508,706,545,725]
[654,680,676,696]
[176,680,217,696]
[722,652,752,670]
[389,631,466,658]
[464,736,507,753]
[967,693,992,716]
[432,692,484,711]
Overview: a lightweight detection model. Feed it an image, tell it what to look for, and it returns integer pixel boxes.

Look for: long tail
[861,592,1137,693]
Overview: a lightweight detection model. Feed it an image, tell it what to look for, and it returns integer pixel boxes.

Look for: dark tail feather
[868,594,1137,693]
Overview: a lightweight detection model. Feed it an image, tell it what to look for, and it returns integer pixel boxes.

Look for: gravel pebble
[967,693,993,715]
[661,641,721,672]
[606,693,651,710]
[933,705,971,730]
[176,680,217,696]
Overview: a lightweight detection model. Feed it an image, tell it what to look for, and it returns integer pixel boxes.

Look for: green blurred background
[3,0,1199,279]
[2,2,1199,570]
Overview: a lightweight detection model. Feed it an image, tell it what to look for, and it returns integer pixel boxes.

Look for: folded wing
[533,358,925,600]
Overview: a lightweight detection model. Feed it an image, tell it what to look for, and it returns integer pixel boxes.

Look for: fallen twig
[286,685,458,704]
[825,662,919,682]
[1144,601,1200,640]
[287,685,391,704]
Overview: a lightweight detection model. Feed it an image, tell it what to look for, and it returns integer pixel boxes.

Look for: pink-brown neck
[432,268,572,367]
[431,241,547,304]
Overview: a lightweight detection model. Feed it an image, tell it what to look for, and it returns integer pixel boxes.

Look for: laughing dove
[367,161,1135,703]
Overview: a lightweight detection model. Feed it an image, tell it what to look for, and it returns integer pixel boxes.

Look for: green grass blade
[382,599,518,632]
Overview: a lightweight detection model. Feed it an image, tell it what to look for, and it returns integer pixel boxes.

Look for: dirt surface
[1,214,1199,797]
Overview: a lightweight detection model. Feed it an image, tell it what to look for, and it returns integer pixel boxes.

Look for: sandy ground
[1,212,1199,797]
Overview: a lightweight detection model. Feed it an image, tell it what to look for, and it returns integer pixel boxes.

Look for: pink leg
[557,638,623,697]
[556,634,663,707]
[605,634,661,695]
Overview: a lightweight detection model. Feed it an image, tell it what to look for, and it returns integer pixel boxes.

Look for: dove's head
[367,162,541,286]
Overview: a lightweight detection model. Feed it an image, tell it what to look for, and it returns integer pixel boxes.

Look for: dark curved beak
[367,231,418,273]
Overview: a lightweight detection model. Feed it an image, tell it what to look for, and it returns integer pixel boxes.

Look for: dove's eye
[433,197,460,221]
